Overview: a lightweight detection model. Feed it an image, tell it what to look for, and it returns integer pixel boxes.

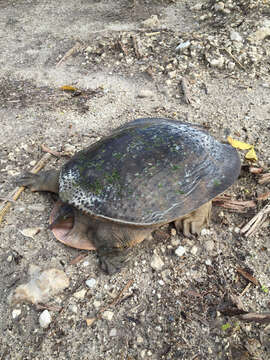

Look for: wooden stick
[238,312,270,324]
[241,202,270,236]
[0,153,52,225]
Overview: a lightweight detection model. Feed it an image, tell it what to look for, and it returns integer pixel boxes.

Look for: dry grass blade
[241,202,270,236]
[0,153,52,225]
[56,41,82,67]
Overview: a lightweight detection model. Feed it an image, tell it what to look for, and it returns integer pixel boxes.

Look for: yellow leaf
[245,147,257,161]
[227,136,257,162]
[60,85,78,92]
[227,136,252,150]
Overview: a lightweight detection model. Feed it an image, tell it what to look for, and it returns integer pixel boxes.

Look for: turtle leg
[17,170,60,193]
[92,223,153,275]
[174,201,212,237]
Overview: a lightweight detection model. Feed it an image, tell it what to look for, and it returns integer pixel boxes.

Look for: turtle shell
[59,118,240,226]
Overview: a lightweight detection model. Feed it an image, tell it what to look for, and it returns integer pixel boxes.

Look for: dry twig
[259,172,270,184]
[238,312,270,324]
[213,195,256,212]
[223,48,246,71]
[241,202,270,236]
[0,153,52,225]
[131,35,142,59]
[56,41,82,67]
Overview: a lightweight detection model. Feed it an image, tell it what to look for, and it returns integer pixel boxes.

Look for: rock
[208,56,224,69]
[39,310,52,328]
[175,246,186,257]
[74,288,87,299]
[161,269,170,282]
[230,31,243,42]
[7,255,13,262]
[214,2,225,11]
[190,3,203,11]
[150,254,164,271]
[85,278,97,288]
[109,328,117,337]
[190,245,199,255]
[248,27,270,43]
[171,237,180,246]
[93,300,101,309]
[137,89,154,98]
[205,259,212,266]
[175,40,191,52]
[102,310,114,321]
[10,265,70,305]
[204,240,215,252]
[142,15,159,29]
[12,309,21,319]
[20,227,41,239]
[69,304,78,314]
[137,335,144,343]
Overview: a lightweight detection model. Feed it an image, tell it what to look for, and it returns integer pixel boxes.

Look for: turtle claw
[16,173,41,192]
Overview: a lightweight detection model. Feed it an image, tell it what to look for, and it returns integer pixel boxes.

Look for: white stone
[102,310,114,321]
[85,278,96,288]
[175,246,186,257]
[12,309,21,319]
[39,310,52,328]
[205,259,212,266]
[109,328,117,337]
[93,300,101,309]
[190,245,198,255]
[150,254,164,271]
[214,2,225,11]
[230,31,243,42]
[69,304,78,314]
[138,89,154,98]
[137,335,144,343]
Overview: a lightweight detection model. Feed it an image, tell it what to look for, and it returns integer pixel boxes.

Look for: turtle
[18,118,241,274]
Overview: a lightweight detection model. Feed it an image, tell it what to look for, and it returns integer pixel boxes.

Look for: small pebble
[230,31,243,42]
[109,328,117,337]
[69,304,78,314]
[138,89,154,98]
[150,254,164,271]
[7,255,13,262]
[175,246,186,257]
[205,259,212,266]
[85,278,96,288]
[190,245,199,255]
[12,309,21,319]
[204,240,215,252]
[93,300,101,309]
[39,310,52,328]
[102,310,114,321]
[74,288,87,299]
[171,237,180,246]
[137,335,144,343]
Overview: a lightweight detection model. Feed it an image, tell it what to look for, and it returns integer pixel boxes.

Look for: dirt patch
[0,0,269,359]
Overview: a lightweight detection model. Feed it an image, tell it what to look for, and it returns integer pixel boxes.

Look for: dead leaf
[227,136,257,161]
[20,227,41,239]
[237,268,260,286]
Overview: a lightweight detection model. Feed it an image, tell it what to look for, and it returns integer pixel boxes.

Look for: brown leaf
[214,196,256,212]
[258,172,270,184]
[257,192,270,201]
[249,166,263,174]
[69,253,87,265]
[236,268,260,286]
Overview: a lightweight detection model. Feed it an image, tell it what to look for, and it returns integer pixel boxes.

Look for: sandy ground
[0,0,270,359]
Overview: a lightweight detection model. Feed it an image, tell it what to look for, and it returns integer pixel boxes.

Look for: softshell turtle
[18,118,241,274]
